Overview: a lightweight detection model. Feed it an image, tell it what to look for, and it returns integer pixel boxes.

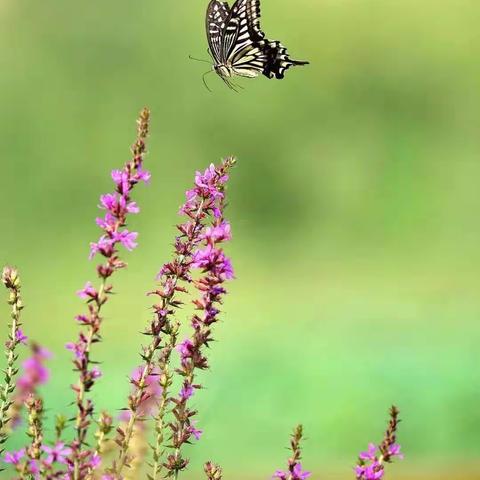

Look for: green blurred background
[1,0,480,477]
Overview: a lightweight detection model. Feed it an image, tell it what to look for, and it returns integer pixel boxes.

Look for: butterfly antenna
[189,54,212,64]
[202,70,213,92]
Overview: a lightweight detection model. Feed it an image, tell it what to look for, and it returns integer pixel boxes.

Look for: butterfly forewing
[206,1,231,63]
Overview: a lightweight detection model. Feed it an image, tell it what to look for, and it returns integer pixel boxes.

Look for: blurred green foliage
[1,0,480,477]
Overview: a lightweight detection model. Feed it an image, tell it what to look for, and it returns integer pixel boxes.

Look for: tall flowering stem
[165,160,235,478]
[68,108,151,480]
[151,328,178,480]
[273,425,311,480]
[20,395,45,478]
[355,406,403,480]
[0,267,26,455]
[107,158,236,479]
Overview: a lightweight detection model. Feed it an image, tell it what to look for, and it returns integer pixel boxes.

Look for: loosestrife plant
[0,109,404,480]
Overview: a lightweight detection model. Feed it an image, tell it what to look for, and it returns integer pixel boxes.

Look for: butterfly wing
[206,0,231,65]
[227,0,309,79]
[224,0,265,77]
[261,41,309,79]
[206,0,309,80]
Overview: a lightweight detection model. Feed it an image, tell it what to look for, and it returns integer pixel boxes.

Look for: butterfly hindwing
[262,41,308,79]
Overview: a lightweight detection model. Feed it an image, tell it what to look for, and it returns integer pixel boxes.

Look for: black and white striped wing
[206,0,309,80]
[228,0,309,79]
[206,1,231,64]
[225,0,267,77]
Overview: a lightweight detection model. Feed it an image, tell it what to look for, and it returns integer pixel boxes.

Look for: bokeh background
[1,0,480,478]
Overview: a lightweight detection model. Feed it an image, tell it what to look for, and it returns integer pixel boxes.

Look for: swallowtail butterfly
[206,0,309,89]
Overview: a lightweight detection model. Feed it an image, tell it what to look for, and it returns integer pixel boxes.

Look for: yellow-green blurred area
[1,0,480,477]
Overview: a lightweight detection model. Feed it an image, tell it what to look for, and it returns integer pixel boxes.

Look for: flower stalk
[108,158,236,479]
[273,425,311,480]
[165,159,235,478]
[68,107,151,480]
[0,267,26,454]
[355,406,403,480]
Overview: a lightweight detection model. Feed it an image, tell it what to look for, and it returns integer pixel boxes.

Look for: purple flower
[120,366,163,421]
[355,461,384,480]
[29,459,40,474]
[87,452,102,470]
[188,421,203,441]
[89,236,115,259]
[387,443,403,459]
[359,443,377,461]
[273,470,288,480]
[136,167,151,183]
[65,341,86,360]
[177,339,194,361]
[16,329,28,344]
[42,442,72,465]
[17,345,50,395]
[96,212,116,230]
[99,193,118,211]
[203,222,232,243]
[192,245,234,279]
[111,169,131,193]
[291,463,311,480]
[111,229,138,251]
[76,282,97,299]
[180,382,194,400]
[4,448,25,465]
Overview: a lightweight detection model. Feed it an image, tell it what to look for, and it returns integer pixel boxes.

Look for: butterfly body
[206,0,308,87]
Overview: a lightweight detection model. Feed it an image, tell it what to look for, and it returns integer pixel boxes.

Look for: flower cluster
[67,108,151,479]
[4,441,74,479]
[355,406,403,480]
[273,425,311,480]
[108,158,236,480]
[0,109,405,480]
[164,161,235,476]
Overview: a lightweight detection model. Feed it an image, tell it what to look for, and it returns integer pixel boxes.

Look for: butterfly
[205,0,309,89]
